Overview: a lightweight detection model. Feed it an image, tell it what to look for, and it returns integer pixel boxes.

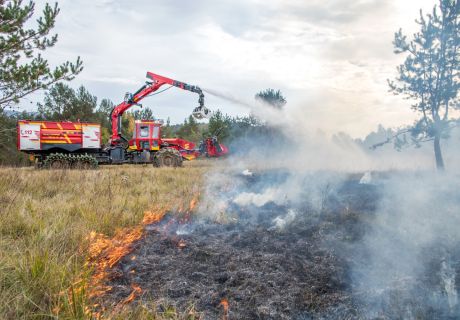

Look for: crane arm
[110,72,211,145]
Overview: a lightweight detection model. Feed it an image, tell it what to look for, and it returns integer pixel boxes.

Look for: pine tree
[255,89,287,109]
[37,82,75,120]
[0,1,83,110]
[161,117,174,138]
[132,107,154,120]
[37,83,97,122]
[389,0,459,170]
[208,110,231,141]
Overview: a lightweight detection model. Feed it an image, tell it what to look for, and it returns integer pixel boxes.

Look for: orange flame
[189,195,199,212]
[121,284,142,305]
[220,298,229,320]
[76,206,169,317]
[69,203,205,317]
[142,209,166,225]
[85,226,143,299]
[177,239,187,249]
[179,193,200,222]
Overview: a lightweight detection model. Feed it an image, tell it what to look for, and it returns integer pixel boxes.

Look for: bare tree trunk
[434,134,445,170]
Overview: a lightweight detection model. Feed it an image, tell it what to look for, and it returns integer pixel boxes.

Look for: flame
[85,226,144,299]
[121,284,142,305]
[142,209,166,225]
[72,206,169,317]
[87,227,143,268]
[179,193,200,222]
[220,298,229,320]
[86,210,167,293]
[189,195,199,212]
[68,203,204,317]
[177,194,200,215]
[177,239,187,249]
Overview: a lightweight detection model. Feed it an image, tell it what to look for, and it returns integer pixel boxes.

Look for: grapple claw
[192,106,212,119]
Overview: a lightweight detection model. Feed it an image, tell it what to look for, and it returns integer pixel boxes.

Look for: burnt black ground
[121,216,352,319]
[100,172,460,319]
[100,173,378,319]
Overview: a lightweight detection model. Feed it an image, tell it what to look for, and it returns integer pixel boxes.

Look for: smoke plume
[196,89,460,318]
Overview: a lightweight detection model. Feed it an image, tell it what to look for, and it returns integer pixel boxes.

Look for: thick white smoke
[198,89,460,317]
[204,87,448,173]
[353,172,460,317]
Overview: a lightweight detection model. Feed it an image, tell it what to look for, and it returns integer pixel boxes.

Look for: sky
[25,0,437,138]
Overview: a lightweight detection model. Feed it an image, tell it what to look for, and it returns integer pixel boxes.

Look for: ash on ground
[100,172,460,319]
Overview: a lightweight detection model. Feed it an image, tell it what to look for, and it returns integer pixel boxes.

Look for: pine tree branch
[0,72,72,106]
[370,128,412,149]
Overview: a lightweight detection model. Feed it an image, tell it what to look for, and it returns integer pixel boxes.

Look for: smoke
[352,172,460,317]
[198,169,460,317]
[270,209,298,231]
[233,188,282,207]
[197,89,460,317]
[204,86,443,172]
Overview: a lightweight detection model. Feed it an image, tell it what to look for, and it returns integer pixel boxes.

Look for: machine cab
[128,120,162,151]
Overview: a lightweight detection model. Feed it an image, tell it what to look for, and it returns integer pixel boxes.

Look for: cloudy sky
[27,0,436,137]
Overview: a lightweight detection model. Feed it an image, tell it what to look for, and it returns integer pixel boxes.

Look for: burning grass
[0,161,211,319]
[93,170,460,319]
[91,172,379,319]
[2,162,458,319]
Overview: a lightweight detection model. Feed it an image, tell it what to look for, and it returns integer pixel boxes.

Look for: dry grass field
[0,161,212,319]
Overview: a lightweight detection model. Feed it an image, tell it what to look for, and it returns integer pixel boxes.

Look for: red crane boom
[110,72,210,145]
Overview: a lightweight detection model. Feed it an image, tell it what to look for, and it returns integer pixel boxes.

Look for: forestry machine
[17,72,228,168]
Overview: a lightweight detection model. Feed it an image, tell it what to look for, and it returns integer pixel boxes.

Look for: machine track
[42,153,98,169]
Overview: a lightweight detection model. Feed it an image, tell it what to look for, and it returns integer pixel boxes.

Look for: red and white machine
[17,72,228,168]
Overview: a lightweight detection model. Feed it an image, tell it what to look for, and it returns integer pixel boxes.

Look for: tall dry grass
[0,161,211,319]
